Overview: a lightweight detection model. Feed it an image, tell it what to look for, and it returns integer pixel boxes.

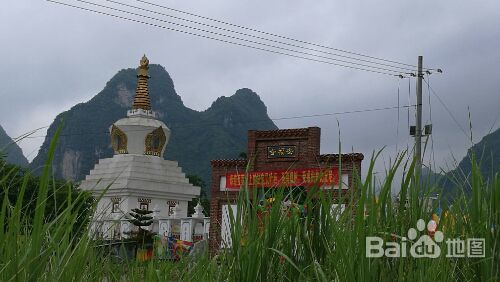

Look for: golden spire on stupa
[132,54,152,111]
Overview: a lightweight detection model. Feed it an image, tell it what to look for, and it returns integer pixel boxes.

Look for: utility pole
[415,56,423,181]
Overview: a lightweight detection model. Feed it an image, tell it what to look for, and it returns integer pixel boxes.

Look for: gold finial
[138,54,149,77]
[132,54,152,111]
[140,54,149,67]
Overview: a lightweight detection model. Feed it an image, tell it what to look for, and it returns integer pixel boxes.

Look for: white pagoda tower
[80,55,201,239]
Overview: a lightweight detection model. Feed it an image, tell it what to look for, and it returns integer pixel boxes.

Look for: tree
[0,158,93,237]
[127,208,154,244]
[187,175,210,215]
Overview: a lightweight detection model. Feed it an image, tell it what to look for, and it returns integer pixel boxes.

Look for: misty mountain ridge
[0,125,29,167]
[422,126,500,198]
[19,63,500,198]
[30,64,277,190]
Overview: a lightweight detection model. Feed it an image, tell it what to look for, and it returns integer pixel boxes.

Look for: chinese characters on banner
[225,167,339,189]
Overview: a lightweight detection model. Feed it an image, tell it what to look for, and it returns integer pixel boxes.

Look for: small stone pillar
[120,220,130,239]
[150,205,160,234]
[192,202,205,218]
[158,219,172,237]
[172,203,182,219]
[102,221,111,239]
[203,218,210,239]
[152,204,160,219]
[180,219,193,241]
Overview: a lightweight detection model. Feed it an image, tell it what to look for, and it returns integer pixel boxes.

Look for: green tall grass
[0,137,498,280]
[214,150,499,281]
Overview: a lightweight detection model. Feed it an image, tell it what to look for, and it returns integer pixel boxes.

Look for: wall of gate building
[209,127,363,253]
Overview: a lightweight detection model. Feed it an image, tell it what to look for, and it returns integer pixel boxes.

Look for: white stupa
[80,55,200,223]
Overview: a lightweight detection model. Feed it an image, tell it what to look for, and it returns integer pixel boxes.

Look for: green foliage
[127,208,154,246]
[211,150,499,281]
[187,174,210,215]
[0,123,99,281]
[424,127,500,200]
[0,151,93,235]
[238,152,247,159]
[459,126,500,178]
[128,208,153,227]
[1,128,498,280]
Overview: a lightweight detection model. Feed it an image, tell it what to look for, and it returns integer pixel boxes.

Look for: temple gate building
[80,55,208,241]
[209,127,363,252]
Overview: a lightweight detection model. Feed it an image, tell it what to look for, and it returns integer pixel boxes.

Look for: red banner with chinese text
[225,168,339,189]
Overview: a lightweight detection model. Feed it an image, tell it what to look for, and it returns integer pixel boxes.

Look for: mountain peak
[209,88,268,115]
[0,125,29,167]
[30,64,277,188]
[233,87,257,97]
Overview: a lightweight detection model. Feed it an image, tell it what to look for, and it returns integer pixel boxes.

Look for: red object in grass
[279,255,285,263]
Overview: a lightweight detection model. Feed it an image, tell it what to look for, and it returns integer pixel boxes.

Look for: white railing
[93,217,210,242]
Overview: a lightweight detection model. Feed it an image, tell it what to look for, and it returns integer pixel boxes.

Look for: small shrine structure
[209,127,364,253]
[80,55,209,242]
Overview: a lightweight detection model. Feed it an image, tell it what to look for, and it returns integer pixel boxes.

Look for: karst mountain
[30,64,277,192]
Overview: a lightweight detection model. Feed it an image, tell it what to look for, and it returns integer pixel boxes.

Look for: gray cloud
[1,0,499,188]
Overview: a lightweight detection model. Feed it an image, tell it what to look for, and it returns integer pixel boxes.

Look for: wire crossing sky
[0,0,499,181]
[20,104,417,140]
[48,0,423,77]
[65,0,437,73]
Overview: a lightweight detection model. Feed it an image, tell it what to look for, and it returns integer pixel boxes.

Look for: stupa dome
[109,55,171,157]
[80,55,200,222]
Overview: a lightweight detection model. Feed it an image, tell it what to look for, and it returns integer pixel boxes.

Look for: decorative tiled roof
[211,154,362,168]
[318,153,364,162]
[132,55,152,111]
[211,159,248,167]
[252,127,315,138]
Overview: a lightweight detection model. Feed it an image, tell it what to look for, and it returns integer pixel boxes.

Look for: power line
[1,126,49,163]
[55,0,409,75]
[423,78,469,140]
[3,126,49,150]
[134,0,434,70]
[487,108,500,135]
[272,105,415,121]
[23,104,416,139]
[47,0,409,77]
[99,0,417,73]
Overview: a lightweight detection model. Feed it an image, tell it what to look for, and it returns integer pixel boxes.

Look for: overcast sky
[1,0,499,187]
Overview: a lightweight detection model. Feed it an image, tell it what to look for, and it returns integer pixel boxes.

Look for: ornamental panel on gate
[209,127,364,254]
